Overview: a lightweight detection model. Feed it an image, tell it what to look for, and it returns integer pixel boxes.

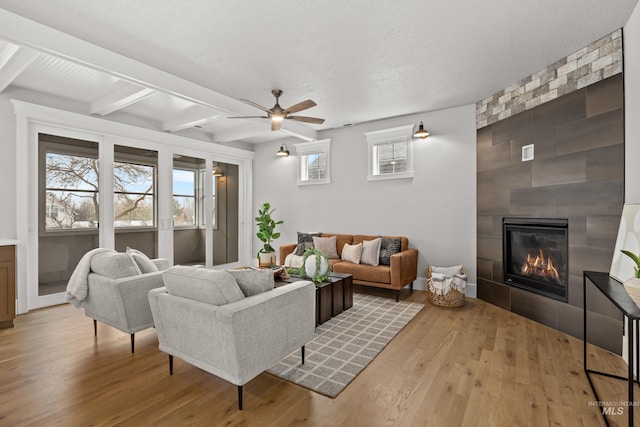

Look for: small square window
[294,139,331,185]
[364,125,414,181]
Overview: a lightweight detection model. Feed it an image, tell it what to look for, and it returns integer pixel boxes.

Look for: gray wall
[252,105,478,290]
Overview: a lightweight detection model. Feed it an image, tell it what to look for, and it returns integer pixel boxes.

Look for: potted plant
[255,202,282,267]
[621,249,640,307]
[300,247,330,283]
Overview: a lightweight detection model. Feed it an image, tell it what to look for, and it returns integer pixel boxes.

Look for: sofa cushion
[379,237,402,266]
[360,238,382,266]
[91,252,142,279]
[163,266,244,305]
[295,232,322,256]
[321,234,353,257]
[126,247,159,273]
[226,269,275,297]
[341,243,363,264]
[312,236,339,259]
[353,235,408,252]
[333,262,391,284]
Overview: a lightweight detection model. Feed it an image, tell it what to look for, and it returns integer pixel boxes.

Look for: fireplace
[503,218,568,302]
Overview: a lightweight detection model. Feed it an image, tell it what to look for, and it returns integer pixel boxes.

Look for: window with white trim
[294,139,331,185]
[172,168,196,227]
[364,124,414,181]
[113,145,156,228]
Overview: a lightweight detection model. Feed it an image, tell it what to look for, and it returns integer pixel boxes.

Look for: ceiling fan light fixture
[271,113,285,122]
[414,121,430,139]
[276,144,290,157]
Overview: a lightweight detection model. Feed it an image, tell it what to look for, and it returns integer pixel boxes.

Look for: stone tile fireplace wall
[477,29,622,128]
[476,74,624,354]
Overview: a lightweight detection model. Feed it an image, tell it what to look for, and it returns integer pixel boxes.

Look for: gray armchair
[148,266,316,410]
[70,249,170,353]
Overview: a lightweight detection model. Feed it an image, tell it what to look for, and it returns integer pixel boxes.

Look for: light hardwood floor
[0,286,637,426]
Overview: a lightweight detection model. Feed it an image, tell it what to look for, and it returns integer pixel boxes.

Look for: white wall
[626,1,640,203]
[253,104,477,291]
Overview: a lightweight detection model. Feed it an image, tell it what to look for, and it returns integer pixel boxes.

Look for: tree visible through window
[173,168,196,226]
[45,152,157,229]
[45,152,99,229]
[114,161,155,227]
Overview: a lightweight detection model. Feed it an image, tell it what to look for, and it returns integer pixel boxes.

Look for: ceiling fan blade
[271,121,282,131]
[228,115,269,120]
[288,115,325,124]
[239,99,272,113]
[284,99,316,114]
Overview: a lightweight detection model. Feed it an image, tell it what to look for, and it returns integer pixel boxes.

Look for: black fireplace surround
[503,218,569,302]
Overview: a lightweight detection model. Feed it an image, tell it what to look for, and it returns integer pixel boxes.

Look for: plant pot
[304,254,329,280]
[624,277,640,308]
[258,251,276,267]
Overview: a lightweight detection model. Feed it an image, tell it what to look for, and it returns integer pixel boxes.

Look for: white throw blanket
[65,248,114,308]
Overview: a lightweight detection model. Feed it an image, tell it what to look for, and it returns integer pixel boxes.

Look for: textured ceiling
[0,0,637,142]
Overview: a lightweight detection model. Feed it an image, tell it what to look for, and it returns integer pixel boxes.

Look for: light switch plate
[522,144,534,162]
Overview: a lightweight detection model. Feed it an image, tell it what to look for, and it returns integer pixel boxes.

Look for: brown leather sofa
[280,233,418,301]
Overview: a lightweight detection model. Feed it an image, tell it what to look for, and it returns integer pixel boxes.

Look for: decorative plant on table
[621,250,640,278]
[255,202,282,267]
[621,250,640,307]
[295,247,331,283]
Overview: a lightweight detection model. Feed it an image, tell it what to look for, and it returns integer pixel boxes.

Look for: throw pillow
[341,242,363,264]
[162,266,245,305]
[295,232,322,256]
[312,236,339,259]
[227,269,275,297]
[126,247,159,274]
[379,237,402,266]
[90,251,142,279]
[361,238,382,266]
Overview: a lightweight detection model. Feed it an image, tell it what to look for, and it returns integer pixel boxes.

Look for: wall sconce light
[413,121,430,139]
[213,163,224,177]
[276,144,290,157]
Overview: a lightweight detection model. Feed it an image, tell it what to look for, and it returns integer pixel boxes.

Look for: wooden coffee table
[276,272,353,326]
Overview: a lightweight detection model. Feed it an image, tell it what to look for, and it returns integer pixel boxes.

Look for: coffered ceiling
[0,1,637,145]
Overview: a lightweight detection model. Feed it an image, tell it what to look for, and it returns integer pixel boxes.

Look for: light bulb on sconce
[276,144,290,157]
[413,121,430,139]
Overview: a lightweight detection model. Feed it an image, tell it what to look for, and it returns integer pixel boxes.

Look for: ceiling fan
[230,89,325,131]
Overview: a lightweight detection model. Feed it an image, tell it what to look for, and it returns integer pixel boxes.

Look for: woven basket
[427,266,466,307]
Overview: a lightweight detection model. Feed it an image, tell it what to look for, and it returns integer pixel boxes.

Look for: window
[45,147,99,230]
[113,146,156,228]
[294,139,331,185]
[364,125,414,181]
[172,168,196,227]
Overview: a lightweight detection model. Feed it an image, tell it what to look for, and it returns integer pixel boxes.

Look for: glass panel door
[38,133,99,297]
[173,155,205,265]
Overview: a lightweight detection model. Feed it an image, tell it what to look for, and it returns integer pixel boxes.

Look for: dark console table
[584,271,640,427]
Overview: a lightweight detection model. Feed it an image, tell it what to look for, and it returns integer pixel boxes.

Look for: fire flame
[521,249,560,282]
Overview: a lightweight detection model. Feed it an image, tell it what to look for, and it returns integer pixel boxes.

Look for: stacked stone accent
[476,29,622,129]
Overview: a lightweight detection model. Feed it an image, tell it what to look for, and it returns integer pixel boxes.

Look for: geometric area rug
[266,293,424,398]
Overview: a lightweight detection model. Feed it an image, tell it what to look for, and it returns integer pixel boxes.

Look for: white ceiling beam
[161,106,222,132]
[0,45,39,93]
[213,125,274,144]
[90,84,155,115]
[0,9,318,142]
